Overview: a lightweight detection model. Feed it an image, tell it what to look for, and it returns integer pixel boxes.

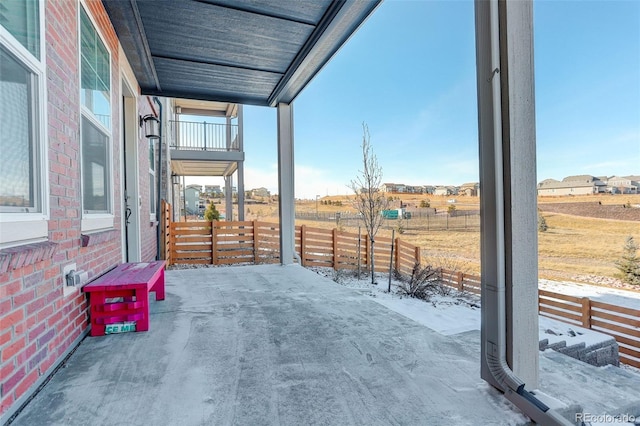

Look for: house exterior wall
[0,1,157,419]
[537,186,598,196]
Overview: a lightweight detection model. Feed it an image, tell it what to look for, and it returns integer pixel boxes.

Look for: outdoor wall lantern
[140,114,160,139]
[171,174,180,186]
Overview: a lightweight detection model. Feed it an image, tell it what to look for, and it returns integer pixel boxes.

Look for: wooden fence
[169,221,420,273]
[160,200,172,263]
[166,219,639,368]
[297,225,420,275]
[538,290,640,368]
[438,272,640,368]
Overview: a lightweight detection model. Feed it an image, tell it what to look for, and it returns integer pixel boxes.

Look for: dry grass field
[243,193,640,284]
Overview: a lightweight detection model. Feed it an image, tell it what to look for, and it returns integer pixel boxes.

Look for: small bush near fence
[395,263,441,300]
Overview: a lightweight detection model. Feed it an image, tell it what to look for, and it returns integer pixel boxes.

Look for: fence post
[357,226,361,280]
[211,222,217,265]
[414,246,421,266]
[253,220,259,264]
[581,297,591,328]
[300,225,306,267]
[394,237,400,272]
[457,272,464,292]
[332,228,338,270]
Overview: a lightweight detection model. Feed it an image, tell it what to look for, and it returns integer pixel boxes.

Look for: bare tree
[349,123,389,284]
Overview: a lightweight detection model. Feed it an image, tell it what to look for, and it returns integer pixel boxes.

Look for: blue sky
[190,0,640,199]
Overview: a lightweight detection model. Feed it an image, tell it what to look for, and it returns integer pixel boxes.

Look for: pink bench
[83,261,166,336]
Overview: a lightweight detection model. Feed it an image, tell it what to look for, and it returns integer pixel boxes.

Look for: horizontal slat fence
[437,271,639,368]
[538,290,640,368]
[169,221,421,273]
[439,269,481,295]
[160,200,172,263]
[167,220,639,368]
[170,221,213,265]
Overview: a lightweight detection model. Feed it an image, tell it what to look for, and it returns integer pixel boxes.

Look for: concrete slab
[9,265,527,425]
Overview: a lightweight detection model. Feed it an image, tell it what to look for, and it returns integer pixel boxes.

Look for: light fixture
[140,114,160,139]
[171,174,180,185]
[175,106,182,114]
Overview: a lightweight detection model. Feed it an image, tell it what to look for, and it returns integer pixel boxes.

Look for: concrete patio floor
[8,265,640,425]
[9,264,529,425]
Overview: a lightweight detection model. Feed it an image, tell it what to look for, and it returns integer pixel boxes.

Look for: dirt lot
[539,202,640,221]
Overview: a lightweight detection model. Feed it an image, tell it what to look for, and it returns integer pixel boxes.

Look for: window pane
[0,0,40,59]
[0,47,37,211]
[82,117,109,213]
[80,8,110,127]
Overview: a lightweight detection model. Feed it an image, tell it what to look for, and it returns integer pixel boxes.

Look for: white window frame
[0,1,49,248]
[79,3,114,233]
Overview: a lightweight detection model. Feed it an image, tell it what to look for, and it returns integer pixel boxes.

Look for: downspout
[483,1,572,424]
[153,97,163,261]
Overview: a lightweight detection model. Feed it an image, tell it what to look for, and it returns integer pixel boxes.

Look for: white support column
[476,0,538,389]
[225,175,233,221]
[237,105,245,221]
[277,103,295,265]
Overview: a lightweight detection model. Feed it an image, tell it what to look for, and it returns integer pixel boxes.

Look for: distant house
[250,187,271,198]
[422,185,436,195]
[382,183,401,193]
[537,175,607,196]
[606,176,639,194]
[406,185,425,194]
[204,185,223,196]
[185,185,202,214]
[459,182,480,197]
[434,186,457,196]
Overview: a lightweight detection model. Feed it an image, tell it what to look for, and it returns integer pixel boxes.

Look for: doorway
[122,78,141,262]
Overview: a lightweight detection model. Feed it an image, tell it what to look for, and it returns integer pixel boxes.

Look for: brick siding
[0,0,157,417]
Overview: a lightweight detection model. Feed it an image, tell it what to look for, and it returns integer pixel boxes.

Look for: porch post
[277,102,295,265]
[225,175,233,221]
[476,0,538,389]
[237,105,245,221]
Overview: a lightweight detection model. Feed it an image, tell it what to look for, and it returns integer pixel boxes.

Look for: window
[149,139,156,217]
[0,0,47,247]
[80,7,111,223]
[0,48,39,212]
[0,0,40,58]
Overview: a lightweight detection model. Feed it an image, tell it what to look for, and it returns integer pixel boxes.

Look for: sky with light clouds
[187,0,639,199]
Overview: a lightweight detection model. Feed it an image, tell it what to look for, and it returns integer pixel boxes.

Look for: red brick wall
[0,0,156,417]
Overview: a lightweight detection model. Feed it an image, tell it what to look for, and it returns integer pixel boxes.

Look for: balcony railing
[170,120,239,151]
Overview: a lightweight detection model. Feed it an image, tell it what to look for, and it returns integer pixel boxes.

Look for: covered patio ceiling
[104,0,381,106]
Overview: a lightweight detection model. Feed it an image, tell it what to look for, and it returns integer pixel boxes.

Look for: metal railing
[169,120,239,151]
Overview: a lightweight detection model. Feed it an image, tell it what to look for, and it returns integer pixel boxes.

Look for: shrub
[616,236,640,285]
[538,214,548,232]
[395,263,440,300]
[419,199,430,208]
[204,201,220,222]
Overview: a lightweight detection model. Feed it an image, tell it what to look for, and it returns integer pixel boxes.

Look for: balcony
[169,119,244,177]
[170,120,239,152]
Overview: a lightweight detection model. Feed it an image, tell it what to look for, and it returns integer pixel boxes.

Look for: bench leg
[154,268,165,301]
[89,291,106,337]
[135,287,150,332]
